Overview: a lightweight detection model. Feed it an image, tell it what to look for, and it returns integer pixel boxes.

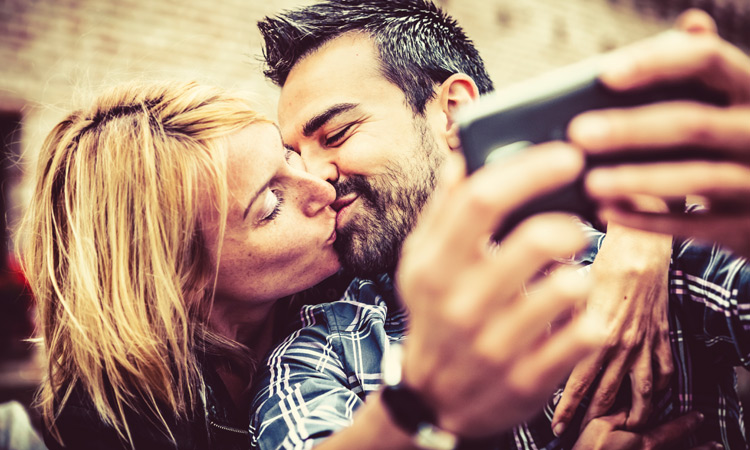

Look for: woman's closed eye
[285,147,304,169]
[259,189,284,222]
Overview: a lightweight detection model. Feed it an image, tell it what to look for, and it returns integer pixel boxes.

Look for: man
[251,1,750,448]
[261,0,674,433]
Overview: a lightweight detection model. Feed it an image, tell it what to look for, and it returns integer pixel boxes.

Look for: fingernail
[569,114,610,147]
[712,442,724,450]
[697,412,705,422]
[553,422,566,437]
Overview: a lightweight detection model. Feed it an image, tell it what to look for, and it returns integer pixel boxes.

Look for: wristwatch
[380,343,458,450]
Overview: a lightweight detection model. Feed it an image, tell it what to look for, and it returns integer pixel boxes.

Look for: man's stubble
[334,115,445,277]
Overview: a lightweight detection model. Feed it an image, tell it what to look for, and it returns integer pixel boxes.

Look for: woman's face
[207,122,340,303]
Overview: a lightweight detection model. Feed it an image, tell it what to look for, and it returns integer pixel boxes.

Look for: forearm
[313,392,419,450]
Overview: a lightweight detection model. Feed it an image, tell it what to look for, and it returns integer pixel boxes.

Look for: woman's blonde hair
[19,80,268,447]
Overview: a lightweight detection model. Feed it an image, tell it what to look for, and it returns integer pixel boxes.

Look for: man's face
[278,34,449,276]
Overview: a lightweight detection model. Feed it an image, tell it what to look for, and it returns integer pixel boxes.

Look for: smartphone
[457,56,728,239]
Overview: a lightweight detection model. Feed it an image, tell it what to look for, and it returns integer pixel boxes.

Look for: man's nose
[302,151,339,184]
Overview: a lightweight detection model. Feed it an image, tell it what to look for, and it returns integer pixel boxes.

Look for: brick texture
[0,0,747,232]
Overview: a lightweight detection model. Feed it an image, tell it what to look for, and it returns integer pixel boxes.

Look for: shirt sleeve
[571,220,605,265]
[671,238,750,368]
[250,309,363,450]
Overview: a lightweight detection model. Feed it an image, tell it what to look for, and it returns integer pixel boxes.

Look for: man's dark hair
[258,0,494,114]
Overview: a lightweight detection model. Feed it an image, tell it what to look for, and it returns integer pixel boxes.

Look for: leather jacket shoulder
[43,364,250,450]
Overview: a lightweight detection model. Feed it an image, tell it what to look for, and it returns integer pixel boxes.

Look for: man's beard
[333,117,444,277]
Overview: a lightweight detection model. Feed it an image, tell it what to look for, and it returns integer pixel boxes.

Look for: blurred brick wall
[1,0,316,236]
[1,0,747,237]
[1,0,749,432]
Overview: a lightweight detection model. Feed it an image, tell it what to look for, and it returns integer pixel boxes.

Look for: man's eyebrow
[302,103,358,137]
[243,179,271,220]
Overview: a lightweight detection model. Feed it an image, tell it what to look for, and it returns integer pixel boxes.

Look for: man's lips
[332,193,358,230]
[331,193,357,212]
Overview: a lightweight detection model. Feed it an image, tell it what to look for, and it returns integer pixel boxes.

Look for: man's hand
[551,222,673,436]
[574,9,750,256]
[571,410,722,450]
[395,145,604,437]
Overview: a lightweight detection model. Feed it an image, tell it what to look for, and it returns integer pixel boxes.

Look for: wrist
[381,343,458,450]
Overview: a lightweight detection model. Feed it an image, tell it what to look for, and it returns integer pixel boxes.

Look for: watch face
[381,383,430,434]
[381,384,457,450]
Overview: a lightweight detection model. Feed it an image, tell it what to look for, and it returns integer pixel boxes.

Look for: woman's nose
[300,172,337,216]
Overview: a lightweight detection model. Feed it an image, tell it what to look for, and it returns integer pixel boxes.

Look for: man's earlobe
[438,74,479,151]
[446,123,462,151]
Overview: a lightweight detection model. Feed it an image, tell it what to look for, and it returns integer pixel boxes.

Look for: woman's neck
[208,297,279,409]
[208,297,278,359]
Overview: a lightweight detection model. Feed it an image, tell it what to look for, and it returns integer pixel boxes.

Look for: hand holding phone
[457,55,728,239]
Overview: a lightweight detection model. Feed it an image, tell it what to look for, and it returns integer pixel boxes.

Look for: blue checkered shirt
[250,232,750,449]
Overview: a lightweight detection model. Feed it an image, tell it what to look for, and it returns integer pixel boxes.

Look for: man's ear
[436,73,479,151]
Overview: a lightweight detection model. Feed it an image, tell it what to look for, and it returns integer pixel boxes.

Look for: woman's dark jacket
[43,363,251,450]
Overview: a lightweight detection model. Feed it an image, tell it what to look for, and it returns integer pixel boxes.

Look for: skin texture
[572,410,722,450]
[395,147,604,436]
[278,31,605,443]
[579,9,750,257]
[205,123,341,347]
[551,222,673,434]
[554,9,750,434]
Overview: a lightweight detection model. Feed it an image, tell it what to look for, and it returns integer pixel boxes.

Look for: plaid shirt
[250,233,750,449]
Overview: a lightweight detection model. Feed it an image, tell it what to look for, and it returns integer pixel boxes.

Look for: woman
[20,80,342,449]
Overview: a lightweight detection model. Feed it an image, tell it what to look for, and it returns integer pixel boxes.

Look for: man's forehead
[278,34,382,121]
[289,32,380,82]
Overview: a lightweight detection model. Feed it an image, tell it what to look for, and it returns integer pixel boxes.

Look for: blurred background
[0,0,748,444]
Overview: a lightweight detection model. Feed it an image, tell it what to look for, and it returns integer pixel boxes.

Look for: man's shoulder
[295,274,401,334]
[260,274,405,376]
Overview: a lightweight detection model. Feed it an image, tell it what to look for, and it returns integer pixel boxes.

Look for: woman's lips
[327,228,337,244]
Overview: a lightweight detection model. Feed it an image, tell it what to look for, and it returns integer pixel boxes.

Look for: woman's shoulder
[43,381,213,450]
[42,383,143,450]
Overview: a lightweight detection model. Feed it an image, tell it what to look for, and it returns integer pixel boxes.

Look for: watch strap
[380,343,458,450]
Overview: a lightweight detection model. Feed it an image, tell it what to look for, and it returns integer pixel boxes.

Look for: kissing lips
[331,193,358,231]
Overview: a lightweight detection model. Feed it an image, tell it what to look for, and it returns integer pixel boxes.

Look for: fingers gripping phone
[457,57,728,240]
